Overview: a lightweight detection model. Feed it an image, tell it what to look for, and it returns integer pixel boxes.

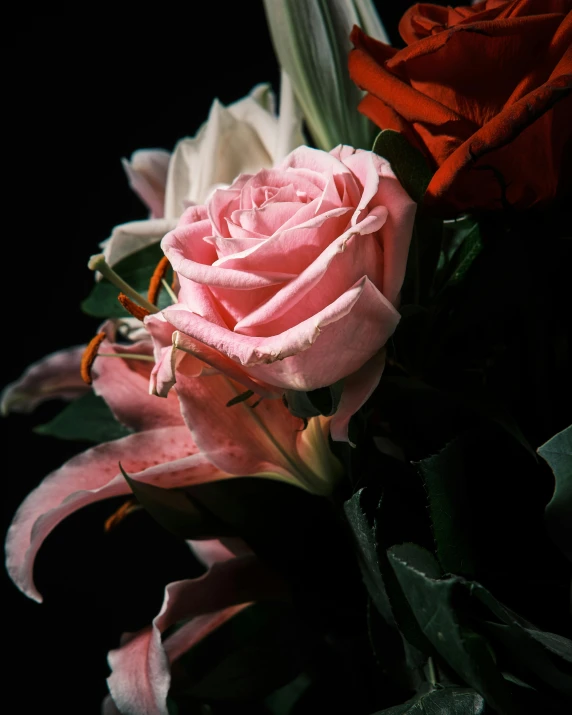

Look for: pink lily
[103,538,289,715]
[5,327,340,604]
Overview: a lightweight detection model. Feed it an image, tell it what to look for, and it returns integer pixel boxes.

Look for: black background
[3,3,415,713]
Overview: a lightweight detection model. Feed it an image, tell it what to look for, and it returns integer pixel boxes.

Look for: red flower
[349,1,572,214]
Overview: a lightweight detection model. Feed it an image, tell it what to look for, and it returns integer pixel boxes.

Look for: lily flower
[5,324,340,604]
[103,538,289,715]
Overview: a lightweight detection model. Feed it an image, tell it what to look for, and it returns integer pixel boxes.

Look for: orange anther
[104,498,140,532]
[80,332,106,385]
[118,293,150,321]
[148,256,170,305]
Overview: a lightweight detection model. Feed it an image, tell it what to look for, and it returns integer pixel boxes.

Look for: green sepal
[285,380,344,419]
[435,217,484,294]
[372,130,433,205]
[34,391,131,443]
[81,242,172,318]
[537,425,572,561]
[120,466,234,540]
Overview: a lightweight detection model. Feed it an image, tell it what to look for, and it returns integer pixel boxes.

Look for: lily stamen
[118,293,150,321]
[88,254,158,314]
[104,498,141,532]
[147,256,170,305]
[80,332,107,385]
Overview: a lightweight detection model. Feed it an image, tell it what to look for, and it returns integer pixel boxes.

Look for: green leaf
[374,687,486,714]
[466,582,572,698]
[121,467,235,540]
[81,242,172,318]
[284,380,345,419]
[372,130,433,205]
[417,436,476,577]
[306,380,344,417]
[538,425,572,561]
[445,222,483,288]
[387,544,515,715]
[435,217,484,294]
[344,489,394,624]
[34,391,131,443]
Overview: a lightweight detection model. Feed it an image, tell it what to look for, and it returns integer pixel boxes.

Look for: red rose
[349,1,572,214]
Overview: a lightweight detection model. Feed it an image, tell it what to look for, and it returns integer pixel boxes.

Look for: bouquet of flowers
[4,1,571,713]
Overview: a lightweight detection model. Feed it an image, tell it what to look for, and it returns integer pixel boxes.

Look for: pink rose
[152,145,416,440]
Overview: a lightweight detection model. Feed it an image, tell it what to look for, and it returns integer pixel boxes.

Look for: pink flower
[104,538,288,715]
[153,145,415,442]
[5,328,339,605]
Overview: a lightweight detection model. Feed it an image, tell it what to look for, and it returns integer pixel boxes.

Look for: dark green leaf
[388,544,515,714]
[34,391,131,443]
[121,466,235,539]
[372,130,433,204]
[436,218,484,294]
[417,436,476,577]
[466,582,572,697]
[374,687,486,714]
[284,390,322,419]
[538,426,572,561]
[306,380,344,417]
[82,242,172,318]
[344,489,393,623]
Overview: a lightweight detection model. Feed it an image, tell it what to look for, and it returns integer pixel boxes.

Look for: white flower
[101,78,304,267]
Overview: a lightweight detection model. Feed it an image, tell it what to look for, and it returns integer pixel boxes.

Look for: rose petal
[339,149,417,305]
[233,208,386,334]
[1,346,89,416]
[214,205,352,276]
[162,221,295,288]
[330,351,387,444]
[5,426,227,602]
[164,274,399,391]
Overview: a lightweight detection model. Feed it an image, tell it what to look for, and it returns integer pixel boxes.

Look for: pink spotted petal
[174,370,310,484]
[92,340,184,431]
[5,426,229,602]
